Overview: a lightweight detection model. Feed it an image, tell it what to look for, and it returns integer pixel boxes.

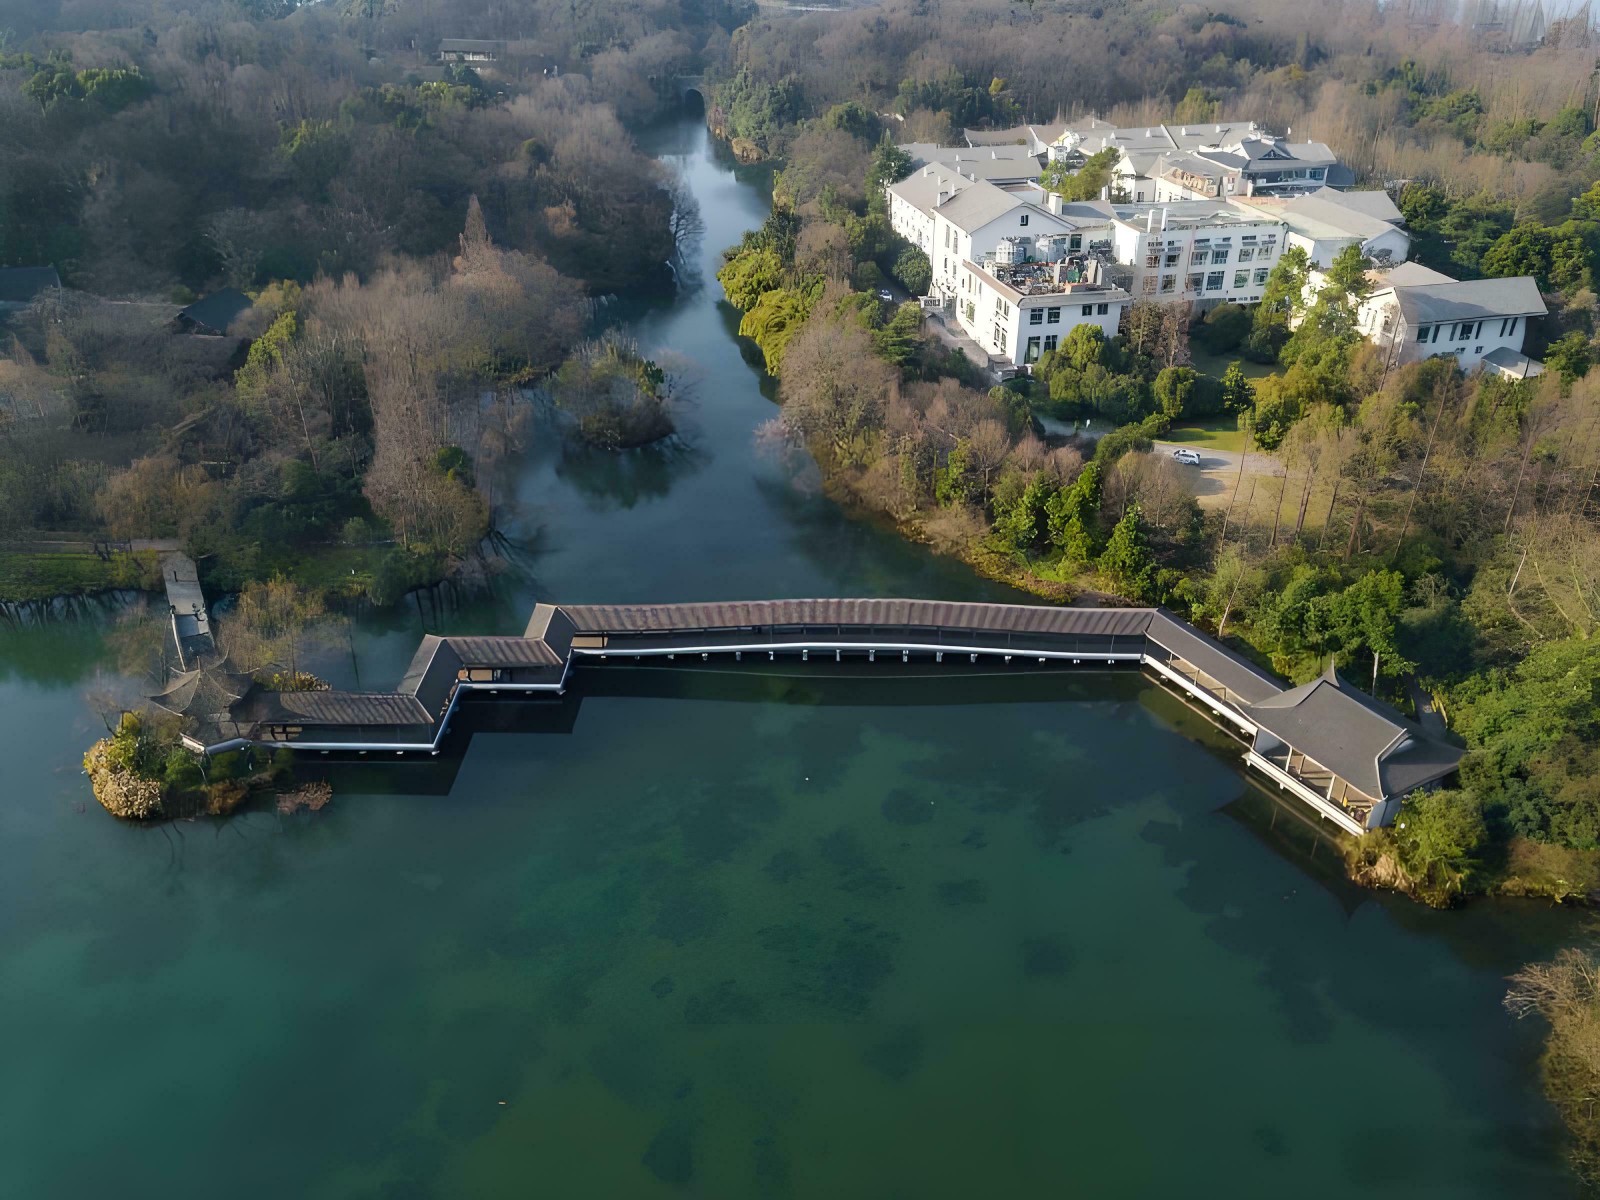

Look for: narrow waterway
[0,110,1583,1198]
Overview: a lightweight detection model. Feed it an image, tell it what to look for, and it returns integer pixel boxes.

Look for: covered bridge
[187,599,1461,837]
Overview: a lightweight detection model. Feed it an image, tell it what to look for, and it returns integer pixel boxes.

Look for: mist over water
[0,110,1580,1198]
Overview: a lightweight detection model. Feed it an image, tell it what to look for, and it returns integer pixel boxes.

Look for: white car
[1171,448,1202,466]
[877,289,895,302]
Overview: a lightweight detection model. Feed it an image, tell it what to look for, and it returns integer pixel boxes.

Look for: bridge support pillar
[768,651,774,661]
[835,649,841,662]
[736,651,742,661]
[869,650,876,662]
[901,650,908,662]
[701,653,708,661]
[937,652,943,663]
[970,653,977,663]
[802,649,809,661]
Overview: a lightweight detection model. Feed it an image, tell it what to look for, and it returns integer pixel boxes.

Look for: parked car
[1171,448,1202,466]
[877,289,895,302]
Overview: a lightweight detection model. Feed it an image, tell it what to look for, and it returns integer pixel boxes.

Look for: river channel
[0,109,1587,1198]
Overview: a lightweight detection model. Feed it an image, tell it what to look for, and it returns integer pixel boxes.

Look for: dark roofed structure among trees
[0,266,61,308]
[439,39,503,63]
[176,288,252,336]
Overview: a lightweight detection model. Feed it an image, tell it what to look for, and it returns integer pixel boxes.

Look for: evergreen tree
[1099,503,1156,600]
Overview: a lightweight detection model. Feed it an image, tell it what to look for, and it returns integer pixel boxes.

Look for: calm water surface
[0,111,1585,1198]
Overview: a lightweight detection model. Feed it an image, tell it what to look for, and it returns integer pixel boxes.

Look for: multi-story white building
[886,172,1102,300]
[1357,267,1547,375]
[953,257,1131,369]
[1234,189,1410,269]
[1109,202,1286,309]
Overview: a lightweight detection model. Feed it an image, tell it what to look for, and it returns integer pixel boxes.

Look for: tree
[1545,331,1592,386]
[1391,789,1487,896]
[1220,361,1255,413]
[892,245,931,296]
[1099,503,1156,600]
[1505,948,1600,1189]
[1041,147,1119,203]
[867,139,914,195]
[1153,366,1197,419]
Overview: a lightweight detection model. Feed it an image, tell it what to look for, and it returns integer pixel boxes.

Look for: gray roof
[1375,262,1454,287]
[237,690,433,728]
[178,288,252,335]
[439,39,503,52]
[1311,186,1402,225]
[935,181,1028,232]
[1481,346,1545,379]
[1384,277,1547,326]
[0,266,60,304]
[903,142,1039,164]
[888,167,972,219]
[1245,664,1461,800]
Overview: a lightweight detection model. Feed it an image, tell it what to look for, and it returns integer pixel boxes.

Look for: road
[1151,440,1283,508]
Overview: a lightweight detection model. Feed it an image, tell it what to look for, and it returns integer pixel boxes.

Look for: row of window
[1027,302,1111,324]
[1415,316,1520,343]
[1140,268,1273,294]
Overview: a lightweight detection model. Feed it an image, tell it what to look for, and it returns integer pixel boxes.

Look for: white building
[886,172,1105,300]
[1358,267,1547,374]
[953,257,1131,369]
[965,119,1348,206]
[1109,202,1287,309]
[1234,189,1410,269]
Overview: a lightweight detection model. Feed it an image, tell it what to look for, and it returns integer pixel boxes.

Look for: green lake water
[0,111,1586,1197]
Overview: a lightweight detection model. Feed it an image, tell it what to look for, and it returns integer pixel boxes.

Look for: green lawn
[1190,347,1278,382]
[1163,416,1247,454]
[0,550,163,604]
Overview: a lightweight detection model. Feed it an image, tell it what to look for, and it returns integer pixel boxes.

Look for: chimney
[1161,207,1168,232]
[1147,209,1155,233]
[1047,193,1062,215]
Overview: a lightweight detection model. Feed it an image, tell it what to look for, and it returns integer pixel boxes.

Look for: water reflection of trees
[555,437,708,511]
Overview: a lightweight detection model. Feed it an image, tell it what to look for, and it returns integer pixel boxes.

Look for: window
[1097,303,1108,315]
[1165,252,1180,267]
[944,227,951,249]
[1206,271,1224,291]
[1310,168,1325,180]
[1508,316,1519,335]
[1233,271,1248,289]
[1241,234,1258,244]
[1144,253,1161,268]
[1025,336,1041,362]
[1253,268,1270,285]
[1069,234,1082,250]
[1046,306,1061,324]
[1160,274,1176,293]
[1474,346,1483,355]
[1416,324,1430,342]
[1030,309,1044,325]
[1457,322,1472,342]
[1431,325,1441,343]
[1044,334,1058,352]
[1237,247,1254,262]
[1187,272,1203,292]
[1499,317,1510,337]
[992,325,1006,351]
[1211,248,1230,265]
[1142,276,1158,294]
[1020,214,1030,227]
[1191,250,1209,266]
[1082,304,1093,316]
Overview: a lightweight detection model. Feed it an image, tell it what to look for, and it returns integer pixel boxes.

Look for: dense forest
[0,0,740,602]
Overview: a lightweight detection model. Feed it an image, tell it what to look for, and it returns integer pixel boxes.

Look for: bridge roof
[557,598,1155,637]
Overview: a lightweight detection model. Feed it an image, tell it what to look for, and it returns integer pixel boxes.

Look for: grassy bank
[0,550,163,604]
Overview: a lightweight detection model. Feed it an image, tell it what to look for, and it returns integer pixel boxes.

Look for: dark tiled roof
[559,598,1157,637]
[1246,664,1461,799]
[178,288,252,334]
[237,690,432,727]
